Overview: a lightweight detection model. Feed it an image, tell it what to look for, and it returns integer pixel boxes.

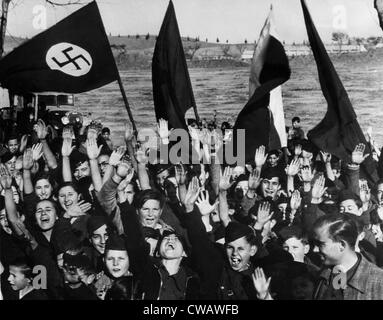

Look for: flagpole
[115,72,138,134]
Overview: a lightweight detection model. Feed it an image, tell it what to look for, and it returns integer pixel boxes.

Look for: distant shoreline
[115,48,383,70]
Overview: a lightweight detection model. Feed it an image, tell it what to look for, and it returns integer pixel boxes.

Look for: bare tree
[222,44,231,57]
[236,43,247,55]
[0,0,85,57]
[186,43,201,60]
[332,31,349,52]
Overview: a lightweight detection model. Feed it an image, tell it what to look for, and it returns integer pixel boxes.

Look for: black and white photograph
[1,0,383,311]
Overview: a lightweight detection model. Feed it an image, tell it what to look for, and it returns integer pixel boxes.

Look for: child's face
[8,266,30,291]
[282,237,309,263]
[105,250,130,279]
[63,264,85,285]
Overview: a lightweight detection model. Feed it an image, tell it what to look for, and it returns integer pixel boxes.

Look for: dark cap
[155,229,190,257]
[225,221,255,244]
[142,226,161,240]
[63,253,92,270]
[87,215,109,236]
[1,151,15,163]
[301,139,316,154]
[261,167,282,181]
[105,234,128,252]
[339,189,361,203]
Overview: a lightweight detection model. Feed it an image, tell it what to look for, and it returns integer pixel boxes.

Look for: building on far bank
[240,43,367,61]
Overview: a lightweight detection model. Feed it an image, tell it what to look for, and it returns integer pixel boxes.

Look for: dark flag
[232,7,290,164]
[0,2,118,94]
[301,0,378,183]
[152,0,196,130]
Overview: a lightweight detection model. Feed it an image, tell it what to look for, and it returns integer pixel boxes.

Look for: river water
[75,58,383,148]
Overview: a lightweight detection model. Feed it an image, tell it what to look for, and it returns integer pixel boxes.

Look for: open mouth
[166,243,175,250]
[145,218,155,225]
[230,257,241,268]
[112,268,121,273]
[40,216,50,224]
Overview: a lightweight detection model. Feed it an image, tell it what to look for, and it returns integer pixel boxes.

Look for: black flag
[152,0,196,130]
[232,8,290,164]
[0,2,118,94]
[301,0,378,183]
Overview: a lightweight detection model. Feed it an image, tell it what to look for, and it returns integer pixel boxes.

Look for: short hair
[33,172,54,188]
[279,226,309,245]
[35,198,59,218]
[292,117,300,123]
[6,135,18,143]
[135,189,165,210]
[57,181,80,195]
[102,127,110,135]
[313,214,358,250]
[9,257,33,280]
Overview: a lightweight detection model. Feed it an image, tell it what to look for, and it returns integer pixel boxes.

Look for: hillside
[3,34,383,70]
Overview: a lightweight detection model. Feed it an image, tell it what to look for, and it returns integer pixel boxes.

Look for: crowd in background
[1,108,383,300]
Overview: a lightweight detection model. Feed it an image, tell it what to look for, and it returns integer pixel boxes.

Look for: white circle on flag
[46,42,92,77]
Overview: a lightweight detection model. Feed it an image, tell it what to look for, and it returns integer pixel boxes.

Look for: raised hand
[299,165,314,183]
[23,148,34,170]
[290,190,302,211]
[359,180,371,204]
[175,164,187,186]
[87,126,99,141]
[135,145,149,165]
[62,126,73,140]
[61,138,74,157]
[188,125,200,141]
[34,119,48,140]
[351,143,369,165]
[254,145,268,168]
[219,167,234,191]
[117,171,134,191]
[195,191,216,216]
[286,158,300,177]
[252,267,272,300]
[124,122,134,141]
[20,134,29,153]
[255,202,274,227]
[0,165,12,190]
[31,143,43,162]
[157,118,173,143]
[248,169,261,190]
[294,144,302,157]
[109,146,126,167]
[199,128,211,146]
[320,151,332,163]
[86,138,102,160]
[183,176,201,210]
[65,200,91,218]
[311,175,327,203]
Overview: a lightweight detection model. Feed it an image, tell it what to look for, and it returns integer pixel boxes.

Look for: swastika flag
[0,1,119,94]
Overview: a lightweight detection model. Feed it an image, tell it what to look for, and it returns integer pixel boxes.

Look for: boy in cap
[180,188,271,300]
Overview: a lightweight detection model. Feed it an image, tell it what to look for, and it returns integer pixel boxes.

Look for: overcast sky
[6,0,383,43]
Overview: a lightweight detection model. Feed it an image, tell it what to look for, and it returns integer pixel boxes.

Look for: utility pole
[0,0,10,58]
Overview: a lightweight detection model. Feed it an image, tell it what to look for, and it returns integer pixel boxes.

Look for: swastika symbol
[51,46,91,70]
